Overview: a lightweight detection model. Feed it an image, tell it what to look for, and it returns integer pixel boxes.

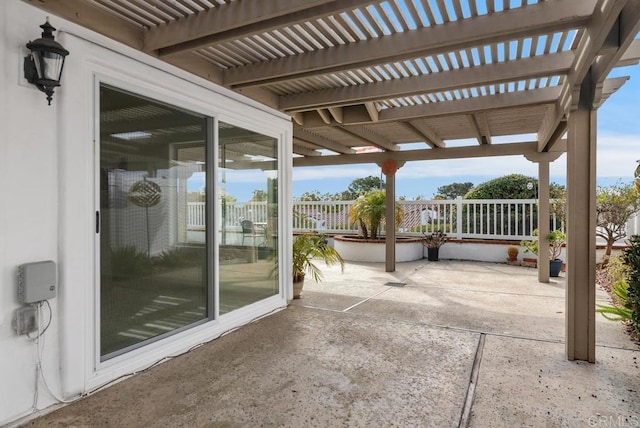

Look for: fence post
[456,197,463,240]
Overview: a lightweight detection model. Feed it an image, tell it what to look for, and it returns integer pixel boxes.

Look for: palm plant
[293,233,345,283]
[597,280,633,321]
[349,190,403,239]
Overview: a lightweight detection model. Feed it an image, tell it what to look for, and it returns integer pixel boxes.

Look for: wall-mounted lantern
[24,18,69,105]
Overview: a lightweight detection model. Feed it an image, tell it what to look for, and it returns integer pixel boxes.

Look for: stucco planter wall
[334,235,424,262]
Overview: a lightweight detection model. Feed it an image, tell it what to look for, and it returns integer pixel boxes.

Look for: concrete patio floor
[21,261,640,427]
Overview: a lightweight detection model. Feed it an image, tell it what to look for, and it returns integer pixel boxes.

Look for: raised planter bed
[333,235,424,262]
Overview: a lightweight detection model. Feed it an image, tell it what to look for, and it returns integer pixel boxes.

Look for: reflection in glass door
[99,84,209,359]
[218,122,279,314]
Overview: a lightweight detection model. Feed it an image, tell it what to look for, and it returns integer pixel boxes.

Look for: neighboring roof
[27,0,640,166]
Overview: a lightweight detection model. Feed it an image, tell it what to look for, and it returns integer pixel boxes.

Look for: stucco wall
[0,1,292,424]
[0,2,63,423]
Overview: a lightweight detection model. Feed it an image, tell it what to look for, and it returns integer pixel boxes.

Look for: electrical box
[13,305,38,335]
[17,260,57,303]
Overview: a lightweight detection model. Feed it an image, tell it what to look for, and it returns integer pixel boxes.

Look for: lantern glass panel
[32,50,64,81]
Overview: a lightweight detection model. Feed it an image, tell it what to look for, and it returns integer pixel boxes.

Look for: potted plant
[292,233,345,299]
[507,245,519,262]
[521,229,567,277]
[422,230,448,261]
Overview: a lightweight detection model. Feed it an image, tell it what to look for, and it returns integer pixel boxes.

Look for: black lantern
[24,18,69,105]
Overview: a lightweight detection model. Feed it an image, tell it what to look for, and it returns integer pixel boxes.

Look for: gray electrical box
[13,305,38,335]
[17,261,57,303]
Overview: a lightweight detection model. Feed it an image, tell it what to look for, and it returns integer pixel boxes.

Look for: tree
[296,190,342,201]
[434,182,474,199]
[465,174,537,199]
[462,174,564,236]
[549,184,566,230]
[550,183,566,200]
[343,175,385,200]
[596,182,640,257]
[464,175,566,200]
[251,189,268,201]
[187,191,204,202]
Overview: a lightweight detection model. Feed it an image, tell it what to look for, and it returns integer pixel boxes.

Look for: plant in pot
[422,230,448,261]
[292,233,345,299]
[507,245,519,262]
[349,189,403,239]
[521,229,567,277]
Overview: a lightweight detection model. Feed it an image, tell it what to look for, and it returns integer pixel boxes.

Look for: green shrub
[109,245,151,280]
[520,229,566,260]
[597,280,633,321]
[158,247,191,268]
[623,236,640,336]
[465,174,537,199]
[603,254,630,285]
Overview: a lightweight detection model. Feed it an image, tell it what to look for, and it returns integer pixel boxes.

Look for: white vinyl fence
[290,198,562,240]
[187,199,640,243]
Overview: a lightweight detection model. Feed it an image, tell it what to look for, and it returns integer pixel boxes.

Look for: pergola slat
[222,0,595,88]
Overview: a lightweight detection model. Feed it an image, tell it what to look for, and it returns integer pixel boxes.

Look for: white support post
[385,172,396,273]
[524,153,561,283]
[456,197,464,240]
[538,161,551,283]
[378,160,404,273]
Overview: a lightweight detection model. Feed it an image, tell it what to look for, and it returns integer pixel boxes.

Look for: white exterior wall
[0,2,62,423]
[0,1,292,425]
[438,243,522,263]
[334,240,424,262]
[436,242,567,263]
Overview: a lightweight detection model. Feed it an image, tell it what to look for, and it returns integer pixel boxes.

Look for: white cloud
[397,156,539,179]
[293,165,380,181]
[222,168,273,183]
[596,132,640,178]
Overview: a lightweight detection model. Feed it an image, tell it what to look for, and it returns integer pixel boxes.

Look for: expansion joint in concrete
[458,333,486,428]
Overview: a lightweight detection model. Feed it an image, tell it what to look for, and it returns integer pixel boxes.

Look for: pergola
[26,0,640,362]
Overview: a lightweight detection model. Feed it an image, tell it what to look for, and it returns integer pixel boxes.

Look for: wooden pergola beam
[279,51,574,112]
[467,114,484,145]
[478,112,492,145]
[380,86,562,123]
[21,0,144,50]
[338,125,399,151]
[401,122,445,149]
[295,86,561,128]
[537,0,630,151]
[223,0,595,88]
[293,140,566,167]
[293,128,356,154]
[147,0,377,55]
[591,1,640,104]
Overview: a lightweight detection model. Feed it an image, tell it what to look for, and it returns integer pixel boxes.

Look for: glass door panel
[218,122,279,314]
[99,84,208,359]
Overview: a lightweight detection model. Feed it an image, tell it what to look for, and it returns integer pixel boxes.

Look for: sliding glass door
[218,122,279,314]
[99,84,209,359]
[98,84,281,360]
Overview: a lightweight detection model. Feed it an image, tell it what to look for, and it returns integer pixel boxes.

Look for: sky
[291,63,640,200]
